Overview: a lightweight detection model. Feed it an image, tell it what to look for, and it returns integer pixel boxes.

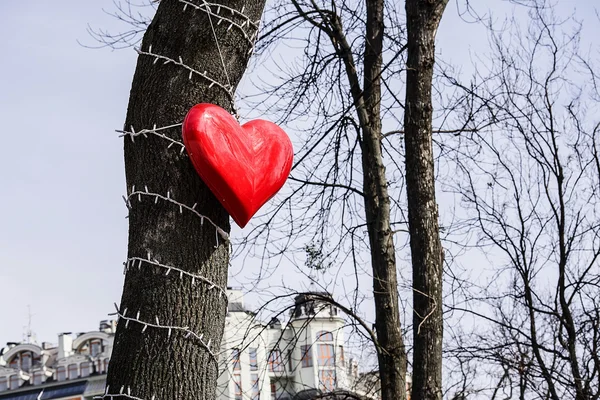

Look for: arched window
[20,352,32,372]
[78,338,104,357]
[316,331,334,367]
[90,339,103,357]
[316,331,333,341]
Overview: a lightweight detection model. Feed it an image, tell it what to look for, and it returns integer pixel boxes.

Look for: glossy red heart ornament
[182,104,293,228]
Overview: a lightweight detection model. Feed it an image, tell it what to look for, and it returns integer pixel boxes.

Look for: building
[0,321,116,400]
[217,289,376,400]
[0,290,378,400]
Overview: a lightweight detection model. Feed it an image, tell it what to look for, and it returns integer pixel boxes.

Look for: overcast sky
[0,0,597,346]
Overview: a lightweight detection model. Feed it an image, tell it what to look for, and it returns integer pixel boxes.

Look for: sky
[0,0,598,347]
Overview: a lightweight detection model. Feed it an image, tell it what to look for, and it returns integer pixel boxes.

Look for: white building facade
[217,290,371,400]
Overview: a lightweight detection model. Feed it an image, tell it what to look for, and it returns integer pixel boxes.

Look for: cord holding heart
[182,103,293,228]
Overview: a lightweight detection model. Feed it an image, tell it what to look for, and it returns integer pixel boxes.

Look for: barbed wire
[135,46,235,110]
[179,0,259,46]
[123,254,229,300]
[117,123,185,152]
[123,185,229,243]
[109,304,218,363]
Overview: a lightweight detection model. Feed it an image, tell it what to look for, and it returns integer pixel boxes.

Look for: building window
[318,344,334,367]
[268,349,284,372]
[300,345,313,367]
[270,380,277,400]
[316,331,333,341]
[68,364,78,379]
[57,366,67,381]
[234,373,242,400]
[249,348,258,371]
[287,350,293,371]
[232,348,241,371]
[33,372,43,385]
[337,345,345,366]
[21,352,32,372]
[9,375,19,390]
[0,377,7,391]
[251,373,259,400]
[81,362,91,377]
[96,360,103,374]
[104,358,110,373]
[91,339,103,357]
[319,370,336,392]
[8,357,18,370]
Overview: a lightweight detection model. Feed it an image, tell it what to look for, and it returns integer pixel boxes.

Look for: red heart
[182,104,293,228]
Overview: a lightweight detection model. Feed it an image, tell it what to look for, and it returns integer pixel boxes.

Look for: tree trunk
[403,1,448,400]
[106,1,266,399]
[361,1,408,399]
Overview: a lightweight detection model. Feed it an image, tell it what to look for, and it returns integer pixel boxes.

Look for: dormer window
[81,362,92,377]
[57,366,66,382]
[78,338,104,357]
[7,351,37,372]
[9,375,19,390]
[21,352,31,372]
[90,339,102,357]
[32,371,43,385]
[68,364,78,379]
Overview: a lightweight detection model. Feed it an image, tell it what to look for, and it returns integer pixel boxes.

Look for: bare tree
[104,1,267,399]
[443,3,600,399]
[403,1,448,400]
[238,1,411,399]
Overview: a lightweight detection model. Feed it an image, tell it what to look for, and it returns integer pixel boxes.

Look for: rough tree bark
[106,1,266,399]
[403,1,448,400]
[360,1,408,400]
